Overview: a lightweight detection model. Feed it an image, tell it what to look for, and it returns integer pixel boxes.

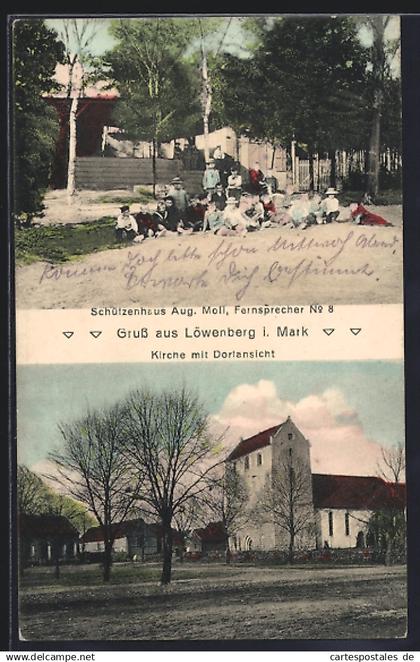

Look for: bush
[338,189,402,207]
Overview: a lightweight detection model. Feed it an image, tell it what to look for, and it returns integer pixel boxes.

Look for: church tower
[270,416,315,552]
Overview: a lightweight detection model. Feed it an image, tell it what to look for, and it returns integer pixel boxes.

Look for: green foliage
[18,464,95,533]
[44,490,96,533]
[217,17,371,152]
[338,189,402,206]
[103,19,202,145]
[15,217,119,264]
[12,19,65,222]
[368,509,406,564]
[18,465,51,515]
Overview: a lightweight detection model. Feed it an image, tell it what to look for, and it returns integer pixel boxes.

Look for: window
[232,461,237,473]
[288,448,292,457]
[244,536,253,551]
[288,433,293,440]
[257,453,262,466]
[345,512,350,536]
[328,511,334,537]
[244,456,250,470]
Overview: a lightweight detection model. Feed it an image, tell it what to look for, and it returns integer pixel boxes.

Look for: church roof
[312,474,405,510]
[227,423,284,461]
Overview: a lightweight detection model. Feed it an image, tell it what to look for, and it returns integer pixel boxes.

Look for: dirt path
[16,213,403,308]
[20,564,406,641]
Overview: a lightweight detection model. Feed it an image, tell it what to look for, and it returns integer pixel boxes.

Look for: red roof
[312,474,406,510]
[227,424,283,461]
[81,519,143,543]
[81,519,183,546]
[195,521,226,544]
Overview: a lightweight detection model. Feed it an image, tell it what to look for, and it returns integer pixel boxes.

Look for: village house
[187,522,226,559]
[81,518,184,560]
[19,514,79,567]
[226,417,405,553]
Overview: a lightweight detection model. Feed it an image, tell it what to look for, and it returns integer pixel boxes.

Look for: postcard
[10,14,408,648]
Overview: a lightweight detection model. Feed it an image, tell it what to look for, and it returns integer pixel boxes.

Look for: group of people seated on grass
[115,166,393,242]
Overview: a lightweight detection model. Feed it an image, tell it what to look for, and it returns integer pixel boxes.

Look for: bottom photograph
[16,361,406,642]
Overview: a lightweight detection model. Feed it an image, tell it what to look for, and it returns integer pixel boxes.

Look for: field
[19,562,407,641]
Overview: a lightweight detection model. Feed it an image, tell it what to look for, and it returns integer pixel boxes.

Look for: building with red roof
[226,417,405,553]
[81,518,184,560]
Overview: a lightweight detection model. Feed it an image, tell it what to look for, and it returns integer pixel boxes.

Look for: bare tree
[369,441,406,565]
[255,457,315,563]
[378,442,405,484]
[199,464,249,563]
[172,497,201,563]
[121,386,222,584]
[49,403,141,581]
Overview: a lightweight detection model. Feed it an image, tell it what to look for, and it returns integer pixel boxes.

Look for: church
[226,417,405,553]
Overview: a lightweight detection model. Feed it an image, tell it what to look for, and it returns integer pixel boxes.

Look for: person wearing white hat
[321,187,340,223]
[221,196,254,236]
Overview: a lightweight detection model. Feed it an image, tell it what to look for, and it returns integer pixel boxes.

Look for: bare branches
[253,457,314,562]
[49,403,141,581]
[121,386,221,520]
[120,385,221,583]
[378,443,405,484]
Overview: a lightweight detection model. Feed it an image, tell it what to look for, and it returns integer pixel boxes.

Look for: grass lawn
[15,218,122,264]
[19,562,407,641]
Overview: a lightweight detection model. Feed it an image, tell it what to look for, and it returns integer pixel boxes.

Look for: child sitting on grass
[115,205,141,242]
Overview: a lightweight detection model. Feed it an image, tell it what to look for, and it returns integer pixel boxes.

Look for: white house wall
[318,509,371,549]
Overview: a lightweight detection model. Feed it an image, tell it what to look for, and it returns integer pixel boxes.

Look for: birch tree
[104,19,200,197]
[361,16,400,198]
[58,19,102,199]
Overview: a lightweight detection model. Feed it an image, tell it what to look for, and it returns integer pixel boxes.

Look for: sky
[16,360,404,478]
[45,16,401,60]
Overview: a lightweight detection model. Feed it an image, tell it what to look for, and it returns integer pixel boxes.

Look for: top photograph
[12,15,403,309]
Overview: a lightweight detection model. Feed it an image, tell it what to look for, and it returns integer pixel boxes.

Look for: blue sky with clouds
[17,361,404,471]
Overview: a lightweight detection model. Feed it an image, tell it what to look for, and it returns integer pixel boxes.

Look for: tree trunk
[367,16,386,200]
[367,96,381,199]
[160,519,173,585]
[53,544,60,579]
[308,151,315,192]
[103,540,113,582]
[152,138,157,199]
[329,150,337,188]
[67,96,79,198]
[225,533,231,564]
[201,49,212,164]
[288,533,295,564]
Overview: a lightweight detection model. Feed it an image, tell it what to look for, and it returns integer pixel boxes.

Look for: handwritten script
[38,230,400,302]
